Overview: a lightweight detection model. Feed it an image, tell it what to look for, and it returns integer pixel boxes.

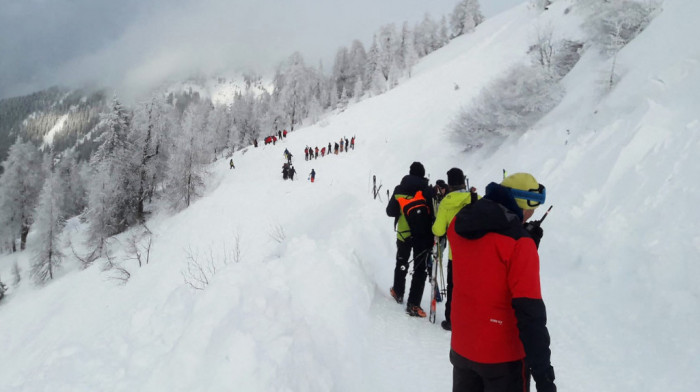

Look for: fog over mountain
[0,0,523,100]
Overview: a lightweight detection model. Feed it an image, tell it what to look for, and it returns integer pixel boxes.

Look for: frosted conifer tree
[166,103,210,209]
[31,163,65,284]
[450,0,484,37]
[87,96,134,246]
[0,137,44,251]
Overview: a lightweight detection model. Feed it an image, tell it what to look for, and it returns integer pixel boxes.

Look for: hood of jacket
[453,182,524,240]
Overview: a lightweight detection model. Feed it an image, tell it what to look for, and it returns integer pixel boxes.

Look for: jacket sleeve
[509,239,554,382]
[432,204,448,237]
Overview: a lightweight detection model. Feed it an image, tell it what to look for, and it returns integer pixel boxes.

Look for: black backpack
[397,190,432,237]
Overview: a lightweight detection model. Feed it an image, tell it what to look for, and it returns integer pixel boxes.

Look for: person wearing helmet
[447,173,556,392]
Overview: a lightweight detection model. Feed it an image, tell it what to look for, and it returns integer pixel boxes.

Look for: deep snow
[2,1,700,391]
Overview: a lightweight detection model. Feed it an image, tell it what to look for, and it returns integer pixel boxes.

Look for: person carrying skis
[431,168,477,331]
[309,169,316,183]
[447,173,555,392]
[386,162,435,318]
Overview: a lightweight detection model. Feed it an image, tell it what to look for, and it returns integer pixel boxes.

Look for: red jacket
[447,183,551,369]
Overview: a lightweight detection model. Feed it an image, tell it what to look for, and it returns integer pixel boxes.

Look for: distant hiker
[431,168,477,331]
[229,159,235,170]
[309,169,316,183]
[283,129,288,138]
[273,136,277,145]
[314,147,319,159]
[287,151,293,164]
[278,130,282,139]
[334,142,339,155]
[339,137,344,152]
[289,165,296,180]
[328,142,332,154]
[282,163,289,180]
[434,179,448,203]
[253,139,258,148]
[321,147,326,157]
[351,136,355,150]
[448,173,555,392]
[386,162,435,318]
[304,147,309,161]
[344,138,349,151]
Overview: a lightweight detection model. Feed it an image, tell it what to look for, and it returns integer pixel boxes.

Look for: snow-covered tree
[450,0,485,37]
[55,150,87,218]
[86,96,135,245]
[272,52,320,131]
[31,161,65,284]
[0,137,44,251]
[166,102,210,209]
[451,65,563,149]
[348,40,368,96]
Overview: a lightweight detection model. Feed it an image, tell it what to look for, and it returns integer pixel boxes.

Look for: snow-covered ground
[2,1,700,391]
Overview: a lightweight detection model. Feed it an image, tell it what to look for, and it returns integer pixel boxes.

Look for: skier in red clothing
[448,173,555,392]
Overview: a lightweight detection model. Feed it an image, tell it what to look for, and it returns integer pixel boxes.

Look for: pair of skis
[429,236,445,324]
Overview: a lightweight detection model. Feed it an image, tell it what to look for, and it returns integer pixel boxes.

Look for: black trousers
[451,350,530,392]
[393,237,431,307]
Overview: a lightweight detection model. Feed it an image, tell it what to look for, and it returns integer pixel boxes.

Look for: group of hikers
[282,148,316,182]
[386,162,556,392]
[255,129,290,147]
[304,136,355,160]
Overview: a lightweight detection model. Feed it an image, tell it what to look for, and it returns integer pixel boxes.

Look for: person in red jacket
[447,173,555,392]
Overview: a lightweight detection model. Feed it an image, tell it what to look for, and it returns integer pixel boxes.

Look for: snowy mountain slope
[2,1,700,391]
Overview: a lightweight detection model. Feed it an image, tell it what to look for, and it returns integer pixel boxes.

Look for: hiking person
[345,138,349,152]
[339,137,344,153]
[289,165,296,181]
[272,136,277,145]
[314,147,319,159]
[229,159,235,169]
[434,179,448,203]
[351,136,355,150]
[253,139,258,148]
[282,163,289,180]
[386,162,435,318]
[304,147,309,161]
[278,130,282,139]
[321,147,326,157]
[309,169,316,183]
[283,129,288,138]
[328,142,332,155]
[431,168,477,331]
[334,142,339,155]
[447,173,555,392]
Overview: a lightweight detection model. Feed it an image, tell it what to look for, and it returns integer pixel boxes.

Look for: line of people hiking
[386,162,556,392]
[303,136,355,160]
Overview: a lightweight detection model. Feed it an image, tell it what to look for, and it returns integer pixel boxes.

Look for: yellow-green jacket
[432,190,477,259]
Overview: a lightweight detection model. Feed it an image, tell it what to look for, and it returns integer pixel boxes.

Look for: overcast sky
[0,0,525,100]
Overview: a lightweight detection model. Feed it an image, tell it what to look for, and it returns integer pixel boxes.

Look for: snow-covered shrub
[451,65,564,150]
[581,0,661,52]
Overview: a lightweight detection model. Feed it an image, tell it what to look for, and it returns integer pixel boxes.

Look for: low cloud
[0,0,523,100]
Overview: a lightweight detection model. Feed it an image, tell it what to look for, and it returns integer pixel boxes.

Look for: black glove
[532,365,556,392]
[524,221,544,249]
